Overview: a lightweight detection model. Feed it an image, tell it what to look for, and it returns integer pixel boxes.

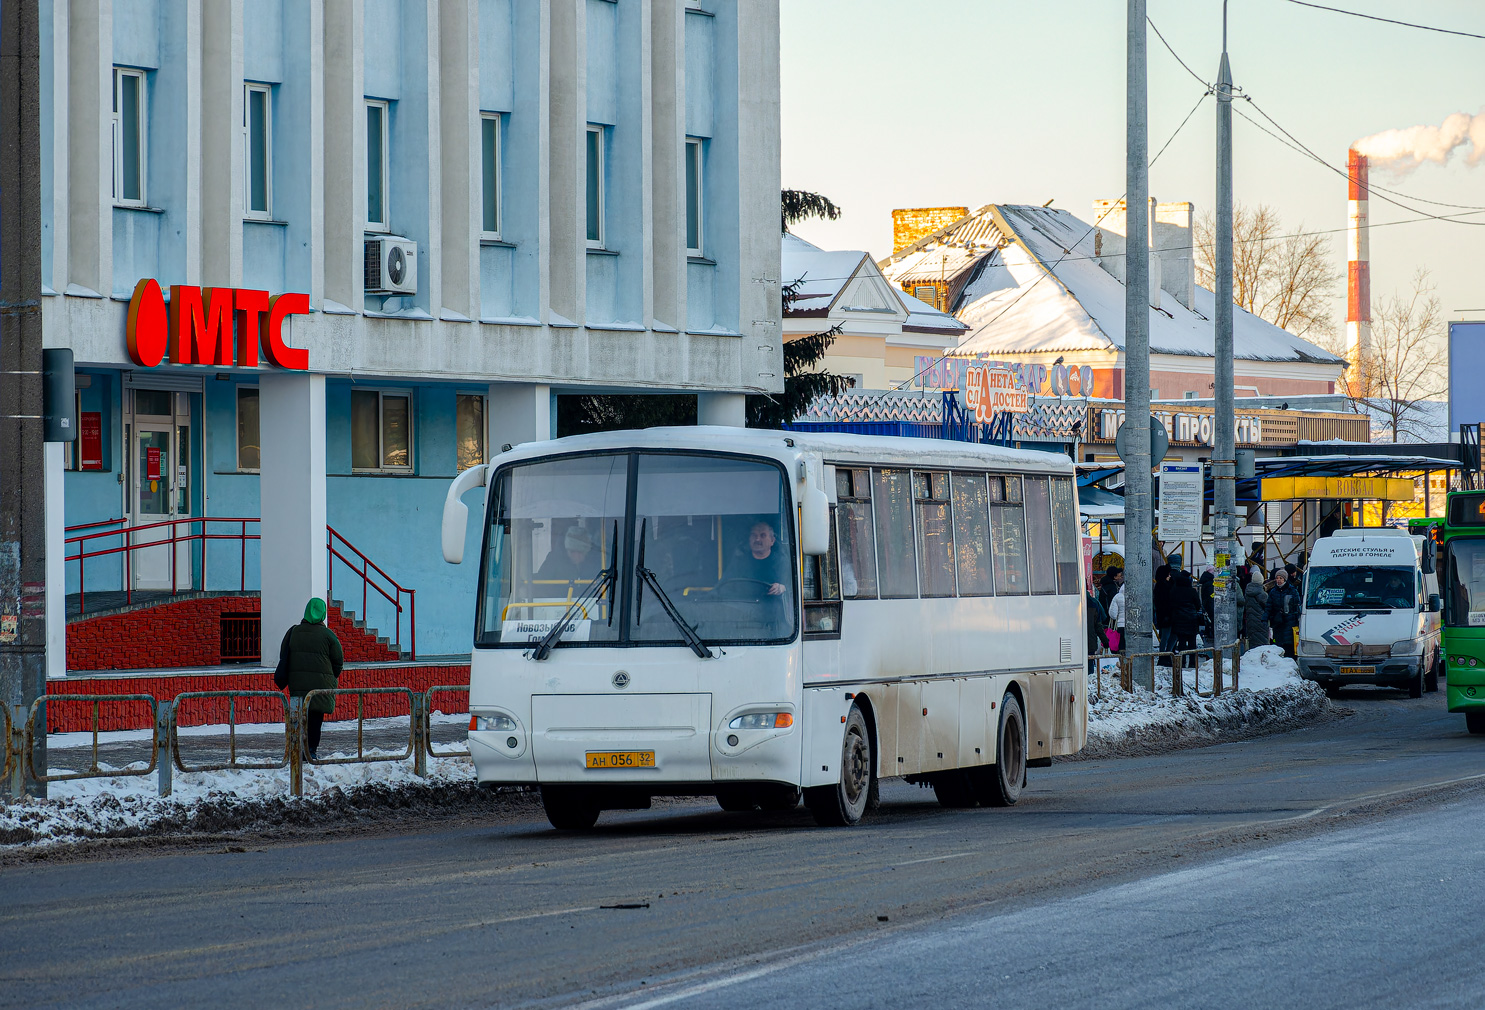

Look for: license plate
[585,751,656,769]
[1339,665,1374,676]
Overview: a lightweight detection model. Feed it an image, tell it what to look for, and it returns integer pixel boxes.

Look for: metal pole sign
[1158,464,1204,541]
[1114,417,1169,469]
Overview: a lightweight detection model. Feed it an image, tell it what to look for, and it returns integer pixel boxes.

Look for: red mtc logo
[126,280,310,370]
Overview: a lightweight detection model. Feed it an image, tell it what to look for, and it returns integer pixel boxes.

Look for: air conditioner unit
[364,236,418,295]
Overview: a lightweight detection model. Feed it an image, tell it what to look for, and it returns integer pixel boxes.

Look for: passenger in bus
[1379,572,1414,610]
[723,520,789,597]
[535,525,601,583]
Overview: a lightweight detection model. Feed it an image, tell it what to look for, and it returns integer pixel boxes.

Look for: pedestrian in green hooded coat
[278,597,344,759]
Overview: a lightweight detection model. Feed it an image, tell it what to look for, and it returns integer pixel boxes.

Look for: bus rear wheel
[973,693,1026,807]
[806,705,873,827]
[541,786,600,830]
[1467,711,1485,735]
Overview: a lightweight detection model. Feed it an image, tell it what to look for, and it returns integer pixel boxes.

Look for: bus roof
[492,426,1076,474]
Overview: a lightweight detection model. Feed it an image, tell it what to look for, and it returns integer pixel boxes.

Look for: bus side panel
[1025,671,1055,761]
[1050,671,1087,757]
[920,678,960,771]
[893,682,922,776]
[800,686,854,788]
[958,677,990,767]
[852,682,897,780]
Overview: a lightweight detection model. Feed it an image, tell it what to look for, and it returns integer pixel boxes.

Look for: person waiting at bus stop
[1168,569,1204,667]
[1268,567,1302,658]
[275,597,345,761]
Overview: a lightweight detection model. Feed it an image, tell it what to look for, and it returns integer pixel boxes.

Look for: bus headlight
[1391,639,1420,658]
[470,713,518,732]
[728,712,794,730]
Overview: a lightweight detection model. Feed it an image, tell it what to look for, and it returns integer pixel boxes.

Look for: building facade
[41,0,782,672]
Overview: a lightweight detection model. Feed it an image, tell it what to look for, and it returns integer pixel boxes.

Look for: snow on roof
[781,232,965,333]
[942,205,1345,367]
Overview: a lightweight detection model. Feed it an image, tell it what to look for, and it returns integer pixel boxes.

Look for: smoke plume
[1354,108,1485,175]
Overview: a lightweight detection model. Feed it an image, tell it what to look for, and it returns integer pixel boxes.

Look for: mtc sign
[126,279,310,370]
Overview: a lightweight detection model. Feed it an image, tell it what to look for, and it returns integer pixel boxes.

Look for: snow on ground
[3,650,1327,847]
[1086,646,1328,755]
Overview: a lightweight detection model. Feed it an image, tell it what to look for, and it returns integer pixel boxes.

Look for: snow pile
[0,748,485,848]
[1085,647,1330,758]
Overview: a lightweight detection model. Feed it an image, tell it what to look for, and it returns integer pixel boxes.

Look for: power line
[1146,16,1212,89]
[1284,0,1485,41]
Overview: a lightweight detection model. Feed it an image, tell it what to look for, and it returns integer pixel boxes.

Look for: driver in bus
[723,520,789,597]
[535,525,601,583]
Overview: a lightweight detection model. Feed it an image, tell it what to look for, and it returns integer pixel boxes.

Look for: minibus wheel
[1467,711,1485,735]
[1408,668,1424,699]
[805,705,873,827]
[974,693,1026,807]
[541,786,600,830]
[1425,652,1440,693]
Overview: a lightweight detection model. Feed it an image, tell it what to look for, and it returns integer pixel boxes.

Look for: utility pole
[0,0,47,797]
[1124,0,1154,679]
[1212,3,1239,661]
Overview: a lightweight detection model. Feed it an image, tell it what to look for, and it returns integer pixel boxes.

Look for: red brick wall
[68,597,401,671]
[45,664,471,732]
[67,596,262,671]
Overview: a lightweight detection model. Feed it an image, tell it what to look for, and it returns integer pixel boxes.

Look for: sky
[780,0,1484,344]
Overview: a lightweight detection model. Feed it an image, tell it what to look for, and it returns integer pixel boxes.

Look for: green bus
[1439,492,1485,734]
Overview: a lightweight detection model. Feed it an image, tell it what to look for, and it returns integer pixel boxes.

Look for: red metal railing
[65,516,260,615]
[327,525,417,659]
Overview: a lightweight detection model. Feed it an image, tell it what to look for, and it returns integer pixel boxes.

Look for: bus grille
[1059,638,1073,665]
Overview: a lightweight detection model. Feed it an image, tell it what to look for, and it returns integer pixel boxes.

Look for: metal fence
[1091,643,1243,701]
[5,686,468,799]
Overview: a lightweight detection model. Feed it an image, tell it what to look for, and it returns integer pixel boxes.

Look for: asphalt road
[4,685,1485,1010]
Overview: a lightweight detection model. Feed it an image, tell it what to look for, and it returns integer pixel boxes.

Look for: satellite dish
[1114,417,1169,469]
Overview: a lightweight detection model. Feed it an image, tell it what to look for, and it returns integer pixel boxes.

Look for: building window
[244,83,272,219]
[351,389,412,471]
[112,67,146,206]
[456,393,485,472]
[480,113,501,239]
[585,125,604,248]
[913,285,939,309]
[236,387,260,471]
[366,100,390,231]
[685,137,703,256]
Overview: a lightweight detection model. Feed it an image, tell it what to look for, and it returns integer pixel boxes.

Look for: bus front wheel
[974,693,1026,807]
[806,705,873,827]
[541,786,600,830]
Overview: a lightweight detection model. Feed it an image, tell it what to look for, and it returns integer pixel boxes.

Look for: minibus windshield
[1305,564,1418,610]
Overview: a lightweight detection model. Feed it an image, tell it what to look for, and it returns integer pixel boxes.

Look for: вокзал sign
[126,279,310,370]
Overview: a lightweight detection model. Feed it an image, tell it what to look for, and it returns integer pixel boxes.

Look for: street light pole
[0,0,48,797]
[1124,0,1154,679]
[1213,3,1240,660]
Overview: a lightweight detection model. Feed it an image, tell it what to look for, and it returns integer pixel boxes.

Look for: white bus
[441,427,1088,829]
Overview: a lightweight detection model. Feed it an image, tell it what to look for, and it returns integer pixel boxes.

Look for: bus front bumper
[1446,666,1485,713]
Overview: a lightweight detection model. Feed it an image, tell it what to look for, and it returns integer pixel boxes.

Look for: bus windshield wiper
[634,518,714,659]
[530,521,617,661]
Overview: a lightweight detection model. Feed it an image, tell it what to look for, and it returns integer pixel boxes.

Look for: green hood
[303,597,327,624]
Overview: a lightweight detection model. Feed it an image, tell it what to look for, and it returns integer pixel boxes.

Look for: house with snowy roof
[880,202,1348,401]
[782,232,967,390]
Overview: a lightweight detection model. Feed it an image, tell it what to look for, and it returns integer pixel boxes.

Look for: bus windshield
[476,452,797,648]
[1305,565,1418,610]
[1445,538,1485,628]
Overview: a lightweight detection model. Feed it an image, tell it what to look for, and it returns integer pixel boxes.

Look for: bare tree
[1194,203,1338,339]
[1349,269,1447,443]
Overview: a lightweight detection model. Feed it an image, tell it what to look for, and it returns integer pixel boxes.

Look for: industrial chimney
[1346,148,1371,393]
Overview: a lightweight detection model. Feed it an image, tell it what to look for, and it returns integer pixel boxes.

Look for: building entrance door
[127,390,194,591]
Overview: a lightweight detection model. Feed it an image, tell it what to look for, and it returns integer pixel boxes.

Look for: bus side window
[1023,476,1058,595]
[873,468,918,598]
[951,472,994,596]
[989,475,1029,595]
[837,468,878,599]
[804,506,844,638]
[1050,477,1081,594]
[915,471,956,598]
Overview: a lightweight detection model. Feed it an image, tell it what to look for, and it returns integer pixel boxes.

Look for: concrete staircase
[327,599,408,662]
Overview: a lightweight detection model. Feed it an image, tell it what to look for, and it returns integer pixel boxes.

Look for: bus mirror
[1429,594,1442,613]
[801,486,831,557]
[442,464,489,564]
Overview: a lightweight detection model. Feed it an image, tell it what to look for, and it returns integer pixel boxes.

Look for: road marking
[892,851,973,867]
[458,905,599,929]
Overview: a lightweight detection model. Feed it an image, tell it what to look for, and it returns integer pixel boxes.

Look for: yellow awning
[1260,476,1416,501]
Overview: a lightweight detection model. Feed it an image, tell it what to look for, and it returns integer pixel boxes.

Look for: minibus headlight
[470,713,518,732]
[1391,639,1420,658]
[728,712,793,730]
[1298,640,1326,656]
